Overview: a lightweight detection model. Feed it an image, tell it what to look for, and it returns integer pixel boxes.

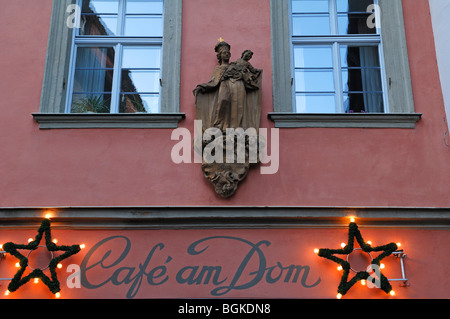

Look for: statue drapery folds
[194,41,263,198]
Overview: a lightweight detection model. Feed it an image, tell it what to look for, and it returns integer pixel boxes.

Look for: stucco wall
[429,0,450,133]
[0,0,448,208]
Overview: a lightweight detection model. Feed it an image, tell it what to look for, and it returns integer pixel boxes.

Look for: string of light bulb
[0,214,84,298]
[314,216,404,299]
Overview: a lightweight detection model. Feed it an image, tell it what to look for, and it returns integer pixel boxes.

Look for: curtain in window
[360,47,383,112]
[72,47,114,113]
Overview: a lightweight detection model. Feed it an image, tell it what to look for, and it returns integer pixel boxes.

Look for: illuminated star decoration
[2,218,81,296]
[316,222,398,298]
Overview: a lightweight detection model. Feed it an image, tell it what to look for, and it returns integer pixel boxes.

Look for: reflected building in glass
[68,0,163,114]
[291,0,384,113]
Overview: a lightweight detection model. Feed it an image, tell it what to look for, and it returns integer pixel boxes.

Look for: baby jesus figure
[235,49,262,89]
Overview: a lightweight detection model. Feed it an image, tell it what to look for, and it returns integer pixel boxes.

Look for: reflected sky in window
[126,0,163,14]
[292,0,377,36]
[82,0,119,14]
[292,0,329,13]
[80,0,163,37]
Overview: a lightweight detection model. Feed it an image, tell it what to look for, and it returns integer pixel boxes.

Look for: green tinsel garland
[2,218,81,295]
[317,222,398,296]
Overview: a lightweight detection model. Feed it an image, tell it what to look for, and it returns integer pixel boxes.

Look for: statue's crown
[215,38,230,52]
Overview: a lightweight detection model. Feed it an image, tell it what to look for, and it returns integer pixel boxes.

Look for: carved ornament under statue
[193,40,263,198]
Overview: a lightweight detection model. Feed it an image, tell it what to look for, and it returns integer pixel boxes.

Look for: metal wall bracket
[388,250,409,287]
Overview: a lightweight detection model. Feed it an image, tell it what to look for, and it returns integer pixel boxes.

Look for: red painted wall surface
[0,227,448,299]
[0,0,449,207]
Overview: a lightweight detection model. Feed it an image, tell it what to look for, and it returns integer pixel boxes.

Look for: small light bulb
[337,265,343,271]
[367,241,372,245]
[15,262,20,268]
[341,243,346,248]
[34,278,39,284]
[0,244,3,249]
[390,290,396,296]
[53,239,58,244]
[57,263,63,269]
[380,263,385,269]
[396,242,402,248]
[361,279,366,286]
[349,217,355,223]
[80,244,86,249]
[45,213,52,219]
[28,238,33,243]
[313,248,319,254]
[4,290,10,296]
[336,293,342,299]
[55,292,61,298]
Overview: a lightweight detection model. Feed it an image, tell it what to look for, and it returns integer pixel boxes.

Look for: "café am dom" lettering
[78,236,321,298]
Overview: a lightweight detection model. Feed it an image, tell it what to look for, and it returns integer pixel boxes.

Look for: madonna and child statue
[193,40,263,198]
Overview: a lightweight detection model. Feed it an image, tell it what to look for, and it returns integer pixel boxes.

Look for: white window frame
[291,0,389,114]
[66,0,165,114]
[269,0,421,128]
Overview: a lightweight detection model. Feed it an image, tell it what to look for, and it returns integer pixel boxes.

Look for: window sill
[32,113,185,129]
[267,113,422,128]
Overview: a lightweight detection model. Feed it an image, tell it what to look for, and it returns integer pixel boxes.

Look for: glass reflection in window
[120,46,161,113]
[71,47,115,113]
[341,45,383,113]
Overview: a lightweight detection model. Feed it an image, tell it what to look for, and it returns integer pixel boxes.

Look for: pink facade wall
[0,0,449,208]
[0,0,449,300]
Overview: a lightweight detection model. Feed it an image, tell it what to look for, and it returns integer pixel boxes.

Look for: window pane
[120,94,159,113]
[80,14,118,36]
[73,69,114,93]
[295,93,335,113]
[340,46,380,68]
[342,69,382,93]
[292,14,330,36]
[75,47,115,69]
[338,13,376,34]
[71,46,115,113]
[82,0,119,13]
[121,70,160,93]
[295,70,334,92]
[126,0,163,14]
[124,16,163,36]
[294,46,333,68]
[71,93,112,113]
[337,0,374,13]
[343,92,383,113]
[122,46,161,68]
[292,0,328,13]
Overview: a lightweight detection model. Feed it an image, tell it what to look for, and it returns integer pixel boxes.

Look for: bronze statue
[194,40,262,198]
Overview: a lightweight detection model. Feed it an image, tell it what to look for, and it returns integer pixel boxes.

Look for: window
[68,0,163,114]
[35,0,184,129]
[269,0,421,128]
[292,0,385,114]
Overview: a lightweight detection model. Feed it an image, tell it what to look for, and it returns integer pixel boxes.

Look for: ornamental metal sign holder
[344,248,408,287]
[390,250,409,287]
